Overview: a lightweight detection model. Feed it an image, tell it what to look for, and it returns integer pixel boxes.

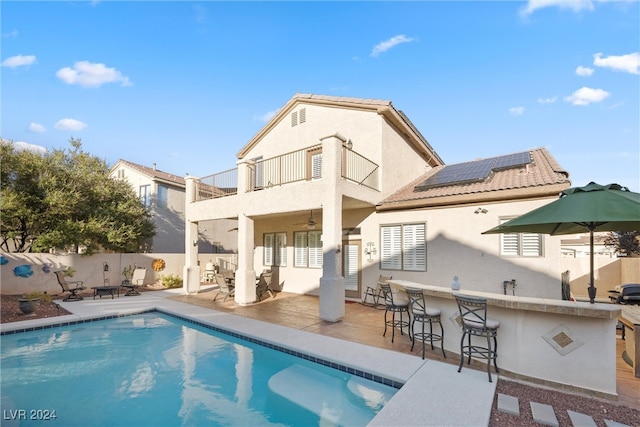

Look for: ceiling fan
[295,210,317,229]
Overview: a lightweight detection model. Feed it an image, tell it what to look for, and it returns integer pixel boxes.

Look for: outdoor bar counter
[619,305,640,378]
[388,279,622,399]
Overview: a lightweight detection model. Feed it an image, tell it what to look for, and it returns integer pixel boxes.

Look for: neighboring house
[183,93,571,321]
[561,233,614,258]
[110,160,237,254]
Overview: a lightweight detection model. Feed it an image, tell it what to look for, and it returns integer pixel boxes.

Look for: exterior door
[343,240,361,299]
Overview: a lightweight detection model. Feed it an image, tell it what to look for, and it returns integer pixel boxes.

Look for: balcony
[197,144,379,202]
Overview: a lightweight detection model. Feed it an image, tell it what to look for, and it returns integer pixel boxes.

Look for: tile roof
[113,159,186,187]
[378,147,571,210]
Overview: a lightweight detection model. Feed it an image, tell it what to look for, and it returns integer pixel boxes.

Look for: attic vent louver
[291,111,298,127]
[299,108,306,123]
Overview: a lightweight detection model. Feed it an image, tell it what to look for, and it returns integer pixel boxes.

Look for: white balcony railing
[197,144,379,201]
[197,168,238,201]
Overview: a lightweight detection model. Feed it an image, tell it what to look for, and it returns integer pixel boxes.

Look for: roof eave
[376,182,571,212]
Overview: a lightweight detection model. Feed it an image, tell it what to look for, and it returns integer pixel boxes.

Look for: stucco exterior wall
[0,253,236,295]
[150,183,186,253]
[379,119,433,198]
[241,103,383,163]
[359,197,568,299]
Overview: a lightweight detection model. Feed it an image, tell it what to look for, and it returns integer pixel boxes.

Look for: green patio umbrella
[483,182,640,303]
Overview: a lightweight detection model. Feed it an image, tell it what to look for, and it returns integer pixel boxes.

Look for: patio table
[92,286,120,299]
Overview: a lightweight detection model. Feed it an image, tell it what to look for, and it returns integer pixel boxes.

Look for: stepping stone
[497,393,520,416]
[604,421,631,427]
[531,402,559,427]
[567,410,596,427]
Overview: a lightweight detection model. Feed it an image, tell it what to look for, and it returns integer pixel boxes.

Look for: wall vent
[291,111,298,127]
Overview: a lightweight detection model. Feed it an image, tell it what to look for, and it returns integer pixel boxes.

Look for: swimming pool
[1,311,398,426]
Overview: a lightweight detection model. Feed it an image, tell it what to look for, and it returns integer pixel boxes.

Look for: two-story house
[183,94,571,321]
[110,160,237,254]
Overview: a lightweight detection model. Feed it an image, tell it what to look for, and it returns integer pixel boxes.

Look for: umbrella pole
[588,228,596,304]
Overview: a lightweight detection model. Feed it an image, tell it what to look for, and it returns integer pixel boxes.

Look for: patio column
[183,175,201,294]
[235,213,257,305]
[319,133,345,322]
[236,158,254,195]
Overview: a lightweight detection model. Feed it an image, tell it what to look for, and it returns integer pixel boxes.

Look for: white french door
[343,240,361,299]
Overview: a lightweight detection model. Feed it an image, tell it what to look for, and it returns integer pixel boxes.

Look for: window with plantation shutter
[308,231,322,268]
[381,225,402,270]
[264,232,286,266]
[381,224,426,271]
[294,230,322,268]
[522,233,542,257]
[403,223,426,271]
[499,218,542,257]
[276,232,287,266]
[311,153,322,179]
[294,232,308,267]
[263,233,274,266]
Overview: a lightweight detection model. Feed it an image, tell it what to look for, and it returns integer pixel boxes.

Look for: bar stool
[405,287,446,359]
[454,293,500,382]
[361,275,391,309]
[379,282,410,343]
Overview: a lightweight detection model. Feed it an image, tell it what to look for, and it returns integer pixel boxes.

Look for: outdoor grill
[608,284,640,305]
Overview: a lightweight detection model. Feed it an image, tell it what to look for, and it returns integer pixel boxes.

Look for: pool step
[268,364,395,425]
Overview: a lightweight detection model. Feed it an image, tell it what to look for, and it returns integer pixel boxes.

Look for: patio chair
[122,267,146,296]
[221,269,235,285]
[256,272,274,301]
[362,275,391,309]
[405,287,446,359]
[379,281,410,343]
[213,273,235,302]
[54,271,86,301]
[454,293,500,382]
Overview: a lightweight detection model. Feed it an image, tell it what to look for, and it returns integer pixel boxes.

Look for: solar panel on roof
[414,151,532,191]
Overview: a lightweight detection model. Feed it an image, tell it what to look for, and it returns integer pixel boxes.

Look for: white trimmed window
[380,223,426,271]
[264,232,287,267]
[139,184,151,208]
[500,218,543,257]
[294,230,322,268]
[157,185,168,209]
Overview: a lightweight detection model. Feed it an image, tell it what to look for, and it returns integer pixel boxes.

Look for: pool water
[1,312,397,426]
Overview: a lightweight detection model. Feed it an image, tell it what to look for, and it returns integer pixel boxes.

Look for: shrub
[160,274,183,288]
[24,291,53,303]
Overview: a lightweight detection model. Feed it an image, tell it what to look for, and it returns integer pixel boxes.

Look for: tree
[1,138,155,254]
[604,231,640,257]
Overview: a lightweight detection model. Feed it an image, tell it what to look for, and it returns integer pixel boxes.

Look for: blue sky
[2,0,639,192]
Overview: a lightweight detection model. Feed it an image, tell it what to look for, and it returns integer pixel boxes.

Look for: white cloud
[55,118,88,131]
[575,66,594,76]
[538,96,558,104]
[1,54,36,69]
[593,52,640,75]
[56,61,132,88]
[29,122,46,133]
[2,29,18,38]
[564,87,610,106]
[255,110,278,123]
[371,35,415,58]
[12,141,47,154]
[520,0,594,16]
[509,107,525,116]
